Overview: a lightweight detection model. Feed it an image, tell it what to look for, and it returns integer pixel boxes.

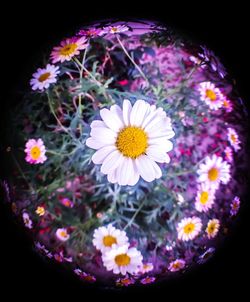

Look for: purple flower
[230,196,240,216]
[198,247,215,264]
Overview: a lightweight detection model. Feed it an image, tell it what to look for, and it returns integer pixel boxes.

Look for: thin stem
[123,198,146,231]
[116,36,149,85]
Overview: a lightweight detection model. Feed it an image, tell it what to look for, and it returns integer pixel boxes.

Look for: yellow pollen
[116,126,148,158]
[200,191,209,204]
[36,206,45,216]
[183,223,195,234]
[60,43,78,56]
[38,72,51,82]
[231,134,236,143]
[173,262,181,269]
[223,100,229,107]
[208,167,219,181]
[115,253,131,266]
[111,27,118,32]
[30,146,41,160]
[59,230,68,238]
[103,235,117,247]
[207,222,217,234]
[206,89,217,101]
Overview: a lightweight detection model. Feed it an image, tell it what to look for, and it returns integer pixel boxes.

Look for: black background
[0,2,249,300]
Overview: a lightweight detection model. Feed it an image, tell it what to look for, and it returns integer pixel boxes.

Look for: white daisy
[197,154,231,189]
[198,82,224,110]
[86,99,175,186]
[22,212,33,229]
[139,262,154,274]
[195,182,216,212]
[177,217,202,241]
[56,228,70,242]
[206,219,220,239]
[102,245,143,275]
[30,64,60,91]
[100,25,129,35]
[168,259,186,272]
[227,127,241,151]
[224,146,233,163]
[92,224,129,253]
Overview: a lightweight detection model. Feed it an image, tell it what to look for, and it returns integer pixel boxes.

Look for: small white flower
[197,154,231,189]
[139,262,154,274]
[198,82,224,110]
[30,64,60,91]
[56,228,70,241]
[86,99,175,186]
[206,219,220,239]
[100,25,129,35]
[22,212,33,229]
[168,259,186,272]
[177,217,202,241]
[195,182,216,212]
[92,224,129,253]
[177,193,185,205]
[102,245,143,275]
[227,127,241,151]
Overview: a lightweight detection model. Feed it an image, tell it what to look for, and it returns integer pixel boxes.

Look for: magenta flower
[24,138,47,164]
[140,276,156,284]
[230,196,240,216]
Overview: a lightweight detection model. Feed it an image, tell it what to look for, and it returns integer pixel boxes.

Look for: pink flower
[168,259,186,272]
[100,25,129,35]
[50,36,88,64]
[59,197,74,208]
[140,276,156,284]
[77,28,101,38]
[116,276,135,287]
[24,138,47,164]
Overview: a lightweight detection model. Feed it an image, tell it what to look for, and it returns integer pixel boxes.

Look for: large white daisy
[195,182,216,213]
[86,99,175,186]
[92,224,129,253]
[198,81,224,110]
[177,217,202,241]
[197,154,231,189]
[102,245,143,275]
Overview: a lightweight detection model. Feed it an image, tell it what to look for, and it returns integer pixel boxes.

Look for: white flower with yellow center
[198,82,224,110]
[168,259,186,272]
[195,182,216,212]
[227,127,241,151]
[30,64,60,91]
[22,212,33,229]
[24,138,47,164]
[177,217,202,241]
[206,219,220,239]
[92,224,129,253]
[56,228,70,242]
[102,245,143,275]
[86,99,175,186]
[197,154,230,189]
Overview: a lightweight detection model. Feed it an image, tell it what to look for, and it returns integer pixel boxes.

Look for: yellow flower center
[208,167,219,181]
[111,27,118,33]
[36,206,45,216]
[30,146,41,160]
[183,223,195,234]
[60,43,78,56]
[116,126,148,158]
[103,235,117,247]
[207,223,216,234]
[206,89,217,101]
[38,72,51,82]
[231,134,236,143]
[173,262,181,269]
[115,253,131,266]
[223,100,229,107]
[59,230,68,238]
[200,191,209,204]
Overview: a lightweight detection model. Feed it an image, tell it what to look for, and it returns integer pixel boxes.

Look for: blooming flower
[59,197,74,208]
[206,219,220,239]
[74,269,96,282]
[224,146,233,163]
[77,28,101,38]
[222,99,233,112]
[116,276,135,287]
[140,276,156,284]
[197,154,231,189]
[50,36,88,63]
[30,64,60,91]
[230,196,240,216]
[22,212,33,229]
[227,128,241,151]
[100,25,129,35]
[198,82,224,110]
[195,182,216,212]
[56,228,70,241]
[93,224,129,253]
[168,259,186,272]
[198,247,215,264]
[24,138,47,164]
[86,99,175,186]
[35,206,45,216]
[140,263,154,274]
[102,245,143,275]
[177,217,202,241]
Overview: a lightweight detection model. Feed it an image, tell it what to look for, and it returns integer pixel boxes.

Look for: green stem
[123,198,146,231]
[116,36,149,85]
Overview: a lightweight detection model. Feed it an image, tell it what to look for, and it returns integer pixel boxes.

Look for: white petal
[148,138,173,152]
[122,99,132,126]
[86,138,108,149]
[151,160,162,178]
[117,157,135,186]
[107,169,118,183]
[141,107,165,129]
[100,108,124,132]
[110,104,124,125]
[90,120,107,128]
[135,155,156,182]
[146,146,170,163]
[101,151,124,174]
[127,161,140,186]
[90,127,116,144]
[130,99,149,127]
[92,146,116,164]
